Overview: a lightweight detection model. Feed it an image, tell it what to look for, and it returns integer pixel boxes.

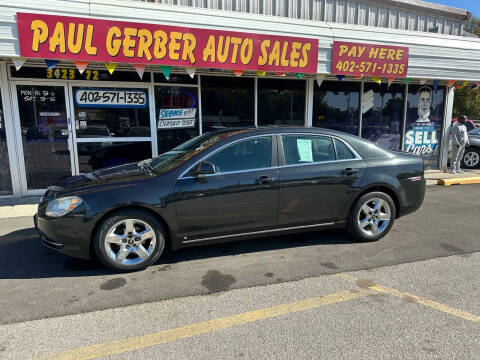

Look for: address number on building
[74,88,148,108]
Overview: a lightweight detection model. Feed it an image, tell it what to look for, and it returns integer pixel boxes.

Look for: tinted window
[201,76,254,132]
[334,138,355,160]
[313,81,360,135]
[205,137,272,173]
[258,79,306,126]
[282,135,335,165]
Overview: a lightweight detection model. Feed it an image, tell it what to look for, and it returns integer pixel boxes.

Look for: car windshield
[148,133,226,174]
[468,127,480,135]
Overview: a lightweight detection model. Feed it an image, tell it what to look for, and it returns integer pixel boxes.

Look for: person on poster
[416,86,432,123]
[450,115,470,174]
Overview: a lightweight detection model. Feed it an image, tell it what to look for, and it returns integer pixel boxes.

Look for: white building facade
[0,0,478,197]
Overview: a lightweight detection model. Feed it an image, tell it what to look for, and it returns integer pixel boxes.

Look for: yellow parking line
[336,273,480,324]
[31,289,370,360]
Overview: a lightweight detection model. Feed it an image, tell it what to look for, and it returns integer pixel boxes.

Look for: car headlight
[46,196,83,217]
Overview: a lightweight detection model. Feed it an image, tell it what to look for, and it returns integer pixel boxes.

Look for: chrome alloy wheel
[357,198,391,237]
[104,219,157,266]
[464,151,480,168]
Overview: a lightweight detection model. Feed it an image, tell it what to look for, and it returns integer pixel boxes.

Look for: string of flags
[9,57,480,93]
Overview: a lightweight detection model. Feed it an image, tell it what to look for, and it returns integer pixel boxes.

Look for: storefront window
[72,87,151,138]
[313,81,360,135]
[258,79,305,126]
[404,85,445,169]
[77,141,152,173]
[153,73,197,85]
[155,86,199,155]
[201,76,254,132]
[16,85,72,189]
[0,90,13,195]
[362,83,404,150]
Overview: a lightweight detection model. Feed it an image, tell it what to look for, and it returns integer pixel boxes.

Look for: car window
[466,121,474,131]
[334,138,355,160]
[205,137,272,173]
[281,135,335,165]
[469,127,480,135]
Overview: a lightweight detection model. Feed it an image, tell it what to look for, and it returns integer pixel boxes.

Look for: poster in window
[404,85,445,169]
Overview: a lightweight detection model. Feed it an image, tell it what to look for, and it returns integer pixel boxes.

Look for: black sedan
[35,127,426,272]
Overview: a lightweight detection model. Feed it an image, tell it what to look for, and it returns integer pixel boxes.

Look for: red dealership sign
[332,41,409,78]
[17,12,319,73]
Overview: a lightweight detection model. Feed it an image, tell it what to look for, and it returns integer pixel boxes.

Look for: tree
[453,85,480,119]
[464,15,480,36]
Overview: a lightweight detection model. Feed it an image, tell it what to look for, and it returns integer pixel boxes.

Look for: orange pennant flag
[233,70,243,77]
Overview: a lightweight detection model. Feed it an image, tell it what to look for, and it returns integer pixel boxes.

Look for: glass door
[13,82,75,194]
[67,84,153,174]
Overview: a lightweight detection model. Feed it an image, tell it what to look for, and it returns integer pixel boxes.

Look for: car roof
[206,126,352,139]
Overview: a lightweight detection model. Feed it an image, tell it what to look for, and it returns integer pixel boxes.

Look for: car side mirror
[194,161,215,176]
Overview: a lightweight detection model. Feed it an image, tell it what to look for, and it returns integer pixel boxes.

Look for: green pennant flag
[297,73,305,79]
[403,78,412,84]
[161,65,171,81]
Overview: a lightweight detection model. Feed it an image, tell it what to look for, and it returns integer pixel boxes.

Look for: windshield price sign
[332,41,409,78]
[74,88,148,108]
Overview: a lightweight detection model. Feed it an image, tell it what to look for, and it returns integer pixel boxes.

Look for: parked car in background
[451,118,477,132]
[462,127,480,169]
[35,127,426,272]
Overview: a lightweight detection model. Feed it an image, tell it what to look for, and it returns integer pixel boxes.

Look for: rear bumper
[35,213,92,260]
[397,177,426,218]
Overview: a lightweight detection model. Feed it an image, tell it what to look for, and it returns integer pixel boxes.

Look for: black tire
[94,209,165,272]
[462,148,480,169]
[347,191,396,242]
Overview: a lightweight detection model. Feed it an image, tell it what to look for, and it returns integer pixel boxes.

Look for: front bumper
[35,213,93,260]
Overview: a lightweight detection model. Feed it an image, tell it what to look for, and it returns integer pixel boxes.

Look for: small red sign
[331,41,409,78]
[17,12,319,74]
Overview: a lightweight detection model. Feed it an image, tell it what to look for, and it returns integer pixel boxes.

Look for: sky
[427,0,480,17]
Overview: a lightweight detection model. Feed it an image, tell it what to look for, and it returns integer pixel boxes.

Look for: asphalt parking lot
[0,185,479,359]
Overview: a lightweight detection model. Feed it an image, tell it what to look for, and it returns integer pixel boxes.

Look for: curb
[437,176,480,186]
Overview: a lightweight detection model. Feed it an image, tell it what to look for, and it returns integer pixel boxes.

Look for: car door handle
[255,176,277,184]
[343,168,359,175]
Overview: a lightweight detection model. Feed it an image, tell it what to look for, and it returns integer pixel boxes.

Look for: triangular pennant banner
[387,78,395,88]
[12,57,26,71]
[336,75,345,81]
[372,76,381,85]
[459,81,468,89]
[419,79,426,85]
[185,67,196,79]
[447,80,456,87]
[275,72,286,77]
[316,74,325,87]
[472,81,480,91]
[105,62,117,75]
[354,75,363,79]
[45,60,59,69]
[256,71,266,76]
[433,80,440,93]
[296,73,305,79]
[233,70,244,77]
[161,65,171,80]
[403,78,412,84]
[74,61,88,74]
[133,64,146,79]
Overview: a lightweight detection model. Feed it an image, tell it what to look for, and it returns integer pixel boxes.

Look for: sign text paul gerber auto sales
[17,12,319,73]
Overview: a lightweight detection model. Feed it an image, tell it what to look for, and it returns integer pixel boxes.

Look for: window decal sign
[332,41,409,78]
[73,88,148,108]
[17,12,319,73]
[159,108,197,120]
[158,118,196,129]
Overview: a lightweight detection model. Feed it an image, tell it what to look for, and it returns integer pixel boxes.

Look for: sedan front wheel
[94,209,165,272]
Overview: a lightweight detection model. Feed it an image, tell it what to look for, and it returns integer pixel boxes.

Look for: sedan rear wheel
[348,192,396,242]
[94,209,165,272]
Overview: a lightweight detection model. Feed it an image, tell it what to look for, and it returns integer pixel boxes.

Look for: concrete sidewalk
[0,170,478,219]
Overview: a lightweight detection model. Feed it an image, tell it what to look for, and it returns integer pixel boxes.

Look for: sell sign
[17,12,318,73]
[332,41,409,78]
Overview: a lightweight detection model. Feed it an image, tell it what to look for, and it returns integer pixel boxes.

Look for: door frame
[10,80,77,196]
[66,81,155,175]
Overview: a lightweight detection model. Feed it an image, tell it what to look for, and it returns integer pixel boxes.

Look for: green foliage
[453,86,480,119]
[464,15,480,36]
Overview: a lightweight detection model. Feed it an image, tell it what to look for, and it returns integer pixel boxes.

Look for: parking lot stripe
[336,273,480,324]
[31,289,371,360]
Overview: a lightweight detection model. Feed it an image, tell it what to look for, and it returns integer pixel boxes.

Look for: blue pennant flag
[433,80,440,93]
[336,75,345,81]
[45,59,59,69]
